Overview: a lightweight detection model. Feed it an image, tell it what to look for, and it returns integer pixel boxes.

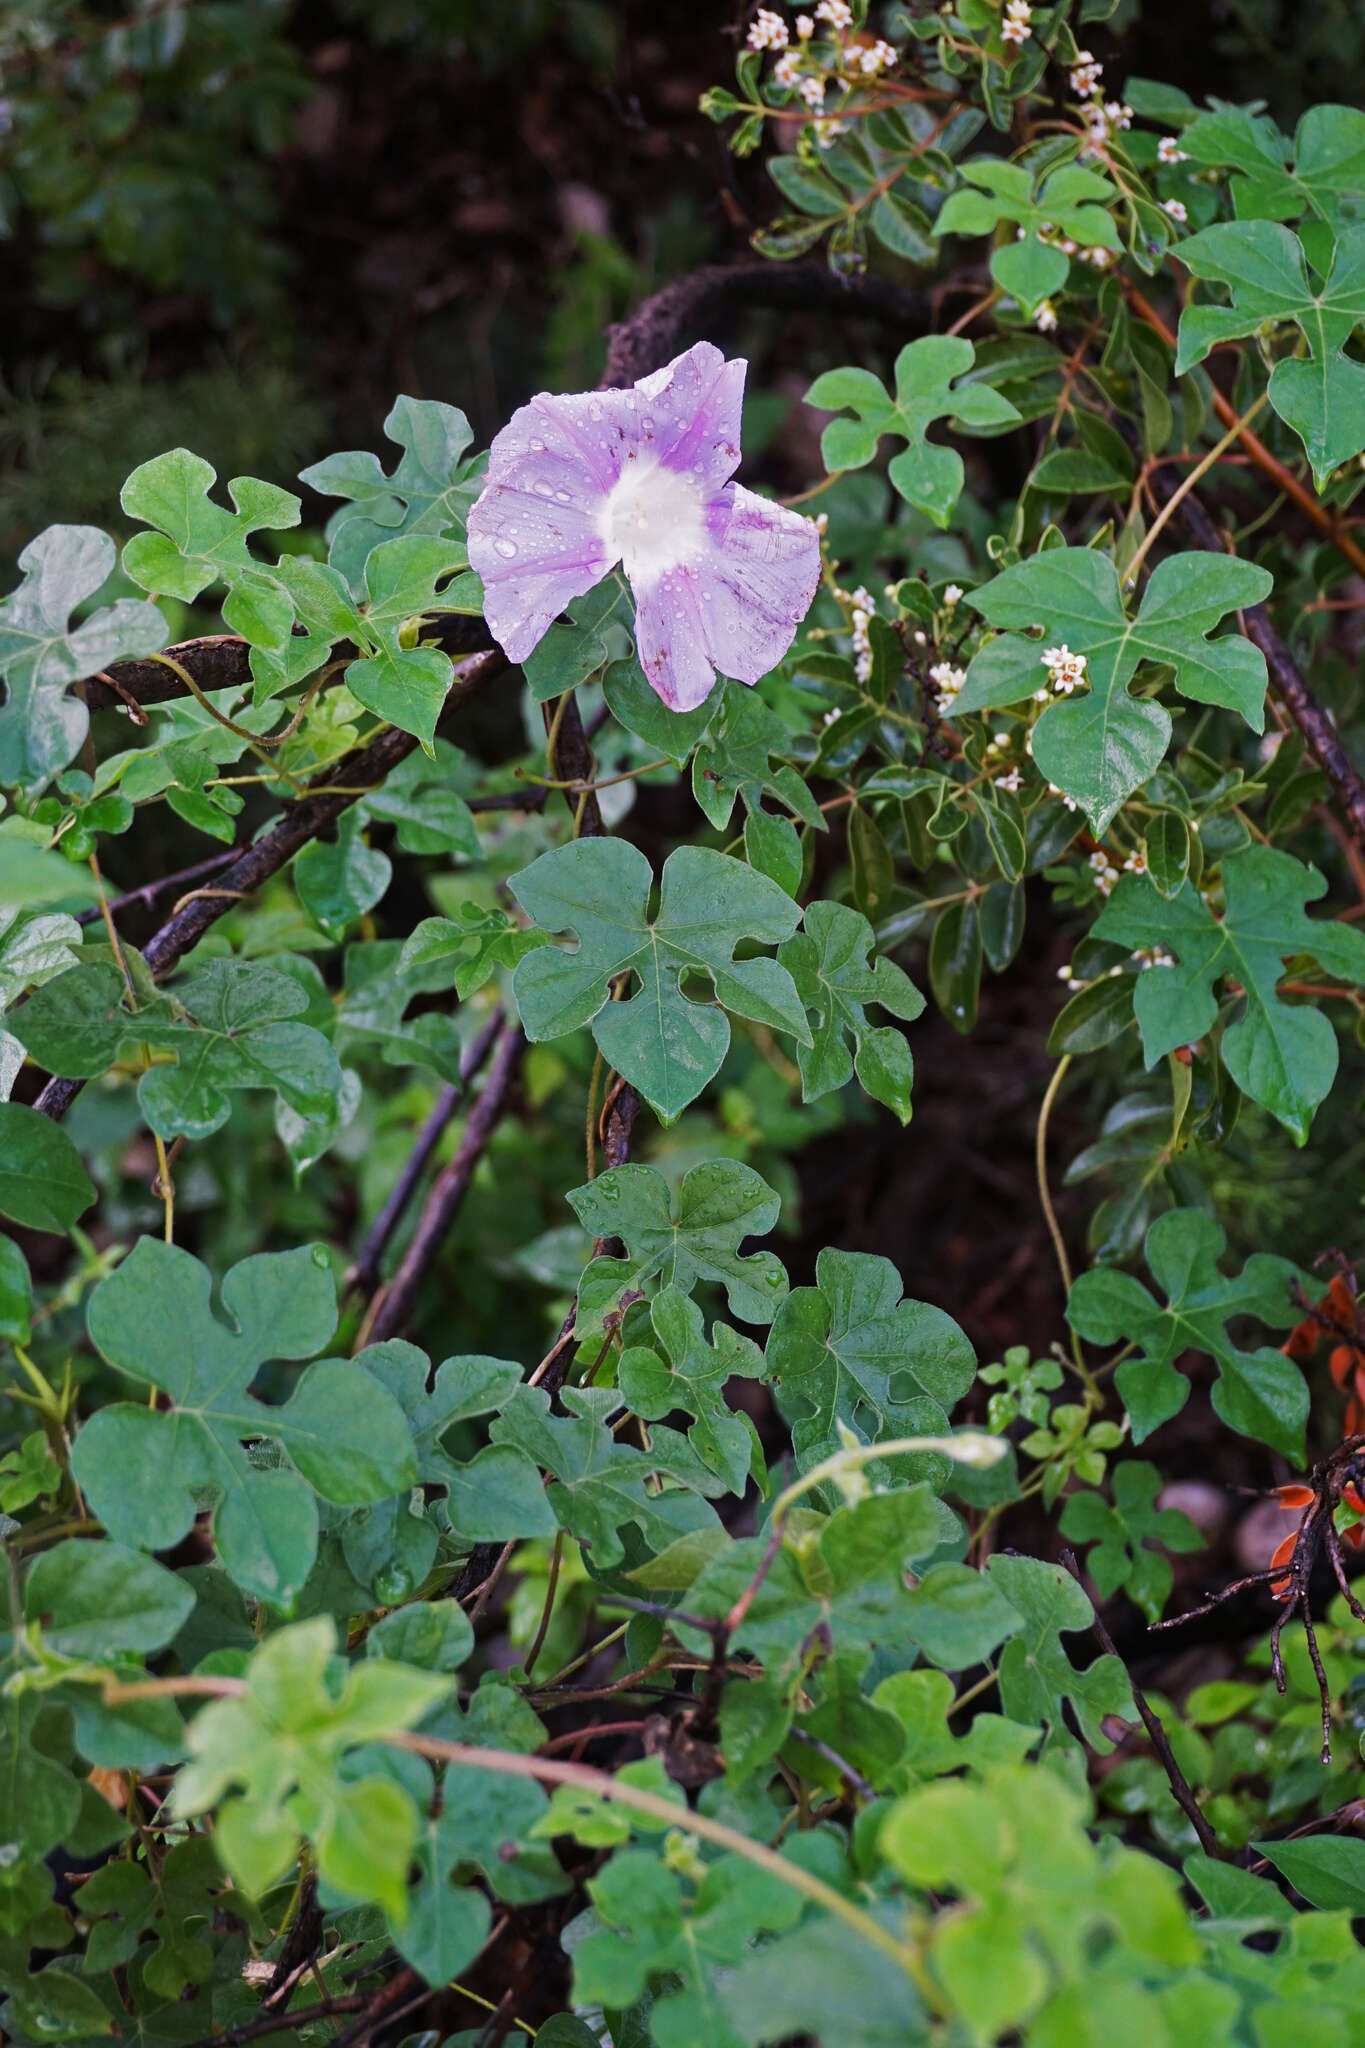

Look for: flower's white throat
[599,456,706,588]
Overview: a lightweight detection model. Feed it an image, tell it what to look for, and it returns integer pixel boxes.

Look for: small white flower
[1104,100,1133,129]
[1058,961,1080,985]
[1082,245,1115,268]
[912,630,927,645]
[795,11,815,34]
[799,72,826,106]
[1070,52,1103,96]
[815,0,852,26]
[747,7,789,49]
[1088,850,1120,896]
[1041,644,1087,693]
[929,661,967,709]
[1157,135,1187,164]
[1161,198,1188,224]
[1133,945,1175,969]
[1035,299,1058,334]
[944,583,964,607]
[773,49,802,86]
[859,38,898,72]
[814,116,849,143]
[1046,781,1079,812]
[1121,847,1147,874]
[1001,9,1032,45]
[998,766,1023,792]
[814,510,829,537]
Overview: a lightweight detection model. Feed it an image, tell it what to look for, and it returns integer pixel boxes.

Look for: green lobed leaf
[0,526,166,793]
[964,548,1273,830]
[1067,1207,1307,1454]
[568,1159,788,1335]
[73,1239,416,1604]
[805,337,1020,527]
[510,840,808,1122]
[1091,845,1365,1140]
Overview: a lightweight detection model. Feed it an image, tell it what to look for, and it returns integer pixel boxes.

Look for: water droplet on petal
[494,538,518,559]
[529,436,545,450]
[554,489,572,502]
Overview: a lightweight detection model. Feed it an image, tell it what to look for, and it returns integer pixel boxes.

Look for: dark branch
[601,259,933,389]
[33,647,508,1121]
[1060,1549,1221,1858]
[84,616,494,713]
[361,1019,526,1344]
[74,846,242,926]
[181,1996,365,2048]
[343,1009,507,1298]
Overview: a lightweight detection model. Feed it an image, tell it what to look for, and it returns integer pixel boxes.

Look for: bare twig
[180,1995,365,2048]
[360,1020,526,1344]
[1060,1548,1220,1857]
[343,1009,505,1298]
[74,847,242,926]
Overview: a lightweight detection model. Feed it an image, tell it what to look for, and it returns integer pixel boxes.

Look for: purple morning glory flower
[466,341,822,713]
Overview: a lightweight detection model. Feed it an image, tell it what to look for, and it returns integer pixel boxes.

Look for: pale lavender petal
[634,567,717,714]
[698,484,823,685]
[635,341,746,493]
[467,385,643,662]
[466,345,820,690]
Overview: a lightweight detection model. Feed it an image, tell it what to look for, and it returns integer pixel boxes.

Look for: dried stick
[1060,1548,1220,1858]
[180,1996,365,2048]
[343,1009,505,1298]
[601,259,931,388]
[360,1020,526,1344]
[74,847,242,926]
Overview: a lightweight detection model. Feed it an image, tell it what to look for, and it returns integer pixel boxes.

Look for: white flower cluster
[929,661,967,710]
[1040,644,1088,694]
[1081,98,1134,155]
[1162,198,1188,224]
[1157,135,1187,164]
[747,7,789,48]
[1001,0,1032,47]
[849,585,877,682]
[1069,50,1102,96]
[1133,945,1176,969]
[1089,850,1120,896]
[1067,50,1133,157]
[747,1,896,140]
